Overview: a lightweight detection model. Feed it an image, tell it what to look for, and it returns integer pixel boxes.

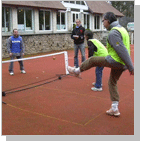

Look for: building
[2,1,124,58]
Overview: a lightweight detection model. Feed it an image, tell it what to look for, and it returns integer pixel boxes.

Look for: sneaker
[10,72,14,76]
[21,70,26,74]
[67,66,80,77]
[92,82,103,87]
[91,87,103,91]
[106,108,120,117]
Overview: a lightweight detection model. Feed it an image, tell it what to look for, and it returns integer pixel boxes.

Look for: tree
[111,1,134,18]
[110,1,134,28]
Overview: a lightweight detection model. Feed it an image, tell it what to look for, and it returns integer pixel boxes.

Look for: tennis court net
[2,51,69,94]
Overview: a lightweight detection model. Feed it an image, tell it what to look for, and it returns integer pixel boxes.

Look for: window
[63,1,86,5]
[26,10,32,30]
[57,12,66,30]
[39,11,44,30]
[71,8,80,12]
[70,1,75,4]
[39,10,51,30]
[84,14,90,29]
[2,7,11,32]
[94,15,100,30]
[72,12,79,28]
[81,1,85,5]
[76,1,80,4]
[17,8,33,31]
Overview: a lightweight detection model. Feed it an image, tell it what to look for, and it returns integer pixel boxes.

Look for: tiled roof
[2,1,124,17]
[86,1,124,17]
[2,1,66,10]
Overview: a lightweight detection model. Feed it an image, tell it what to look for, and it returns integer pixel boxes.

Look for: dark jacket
[71,25,85,45]
[87,40,97,58]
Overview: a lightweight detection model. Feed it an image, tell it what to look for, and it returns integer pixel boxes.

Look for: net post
[64,51,69,75]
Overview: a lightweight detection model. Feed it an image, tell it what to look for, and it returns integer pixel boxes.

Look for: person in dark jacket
[71,19,86,68]
[7,29,26,75]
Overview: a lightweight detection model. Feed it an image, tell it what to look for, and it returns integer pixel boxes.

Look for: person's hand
[9,53,12,57]
[22,53,24,56]
[74,37,79,40]
[130,70,134,75]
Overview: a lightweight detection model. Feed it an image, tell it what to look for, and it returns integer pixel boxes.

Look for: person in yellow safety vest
[67,12,134,117]
[84,30,108,91]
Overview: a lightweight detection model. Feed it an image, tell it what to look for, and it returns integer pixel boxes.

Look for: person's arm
[71,29,75,40]
[20,37,25,55]
[87,41,97,58]
[108,30,134,73]
[7,37,12,56]
[21,39,25,54]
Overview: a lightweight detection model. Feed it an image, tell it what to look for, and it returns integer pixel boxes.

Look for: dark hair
[103,12,117,24]
[84,30,93,40]
[13,28,18,32]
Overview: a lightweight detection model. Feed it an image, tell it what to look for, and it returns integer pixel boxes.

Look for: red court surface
[2,45,134,135]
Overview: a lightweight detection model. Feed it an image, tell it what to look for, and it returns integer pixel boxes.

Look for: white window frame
[94,15,101,31]
[39,9,52,31]
[57,11,67,31]
[2,6,12,33]
[62,1,88,11]
[17,7,34,32]
[63,1,87,6]
[71,11,80,28]
[83,12,91,30]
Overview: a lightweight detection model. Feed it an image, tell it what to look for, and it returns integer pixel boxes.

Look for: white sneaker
[91,87,103,91]
[21,70,26,74]
[10,72,14,76]
[92,82,103,87]
[106,108,120,117]
[67,66,80,77]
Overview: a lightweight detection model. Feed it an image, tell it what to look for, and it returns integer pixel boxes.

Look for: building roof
[2,1,66,10]
[86,1,124,17]
[2,1,124,17]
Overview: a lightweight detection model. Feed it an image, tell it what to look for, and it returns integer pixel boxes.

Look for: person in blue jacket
[7,29,26,75]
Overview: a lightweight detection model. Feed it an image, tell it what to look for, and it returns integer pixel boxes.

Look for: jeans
[95,66,104,88]
[74,43,86,68]
[9,55,24,72]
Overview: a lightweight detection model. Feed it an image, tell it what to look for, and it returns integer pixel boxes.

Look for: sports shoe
[91,87,103,91]
[92,82,103,87]
[10,72,14,76]
[21,70,26,74]
[67,66,80,77]
[106,108,120,117]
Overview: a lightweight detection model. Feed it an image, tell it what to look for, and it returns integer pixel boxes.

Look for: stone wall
[2,32,106,58]
[2,31,134,58]
[2,33,74,58]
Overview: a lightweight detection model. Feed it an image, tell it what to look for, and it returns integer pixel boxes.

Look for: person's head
[102,12,117,29]
[13,28,19,37]
[75,19,81,27]
[84,30,93,40]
